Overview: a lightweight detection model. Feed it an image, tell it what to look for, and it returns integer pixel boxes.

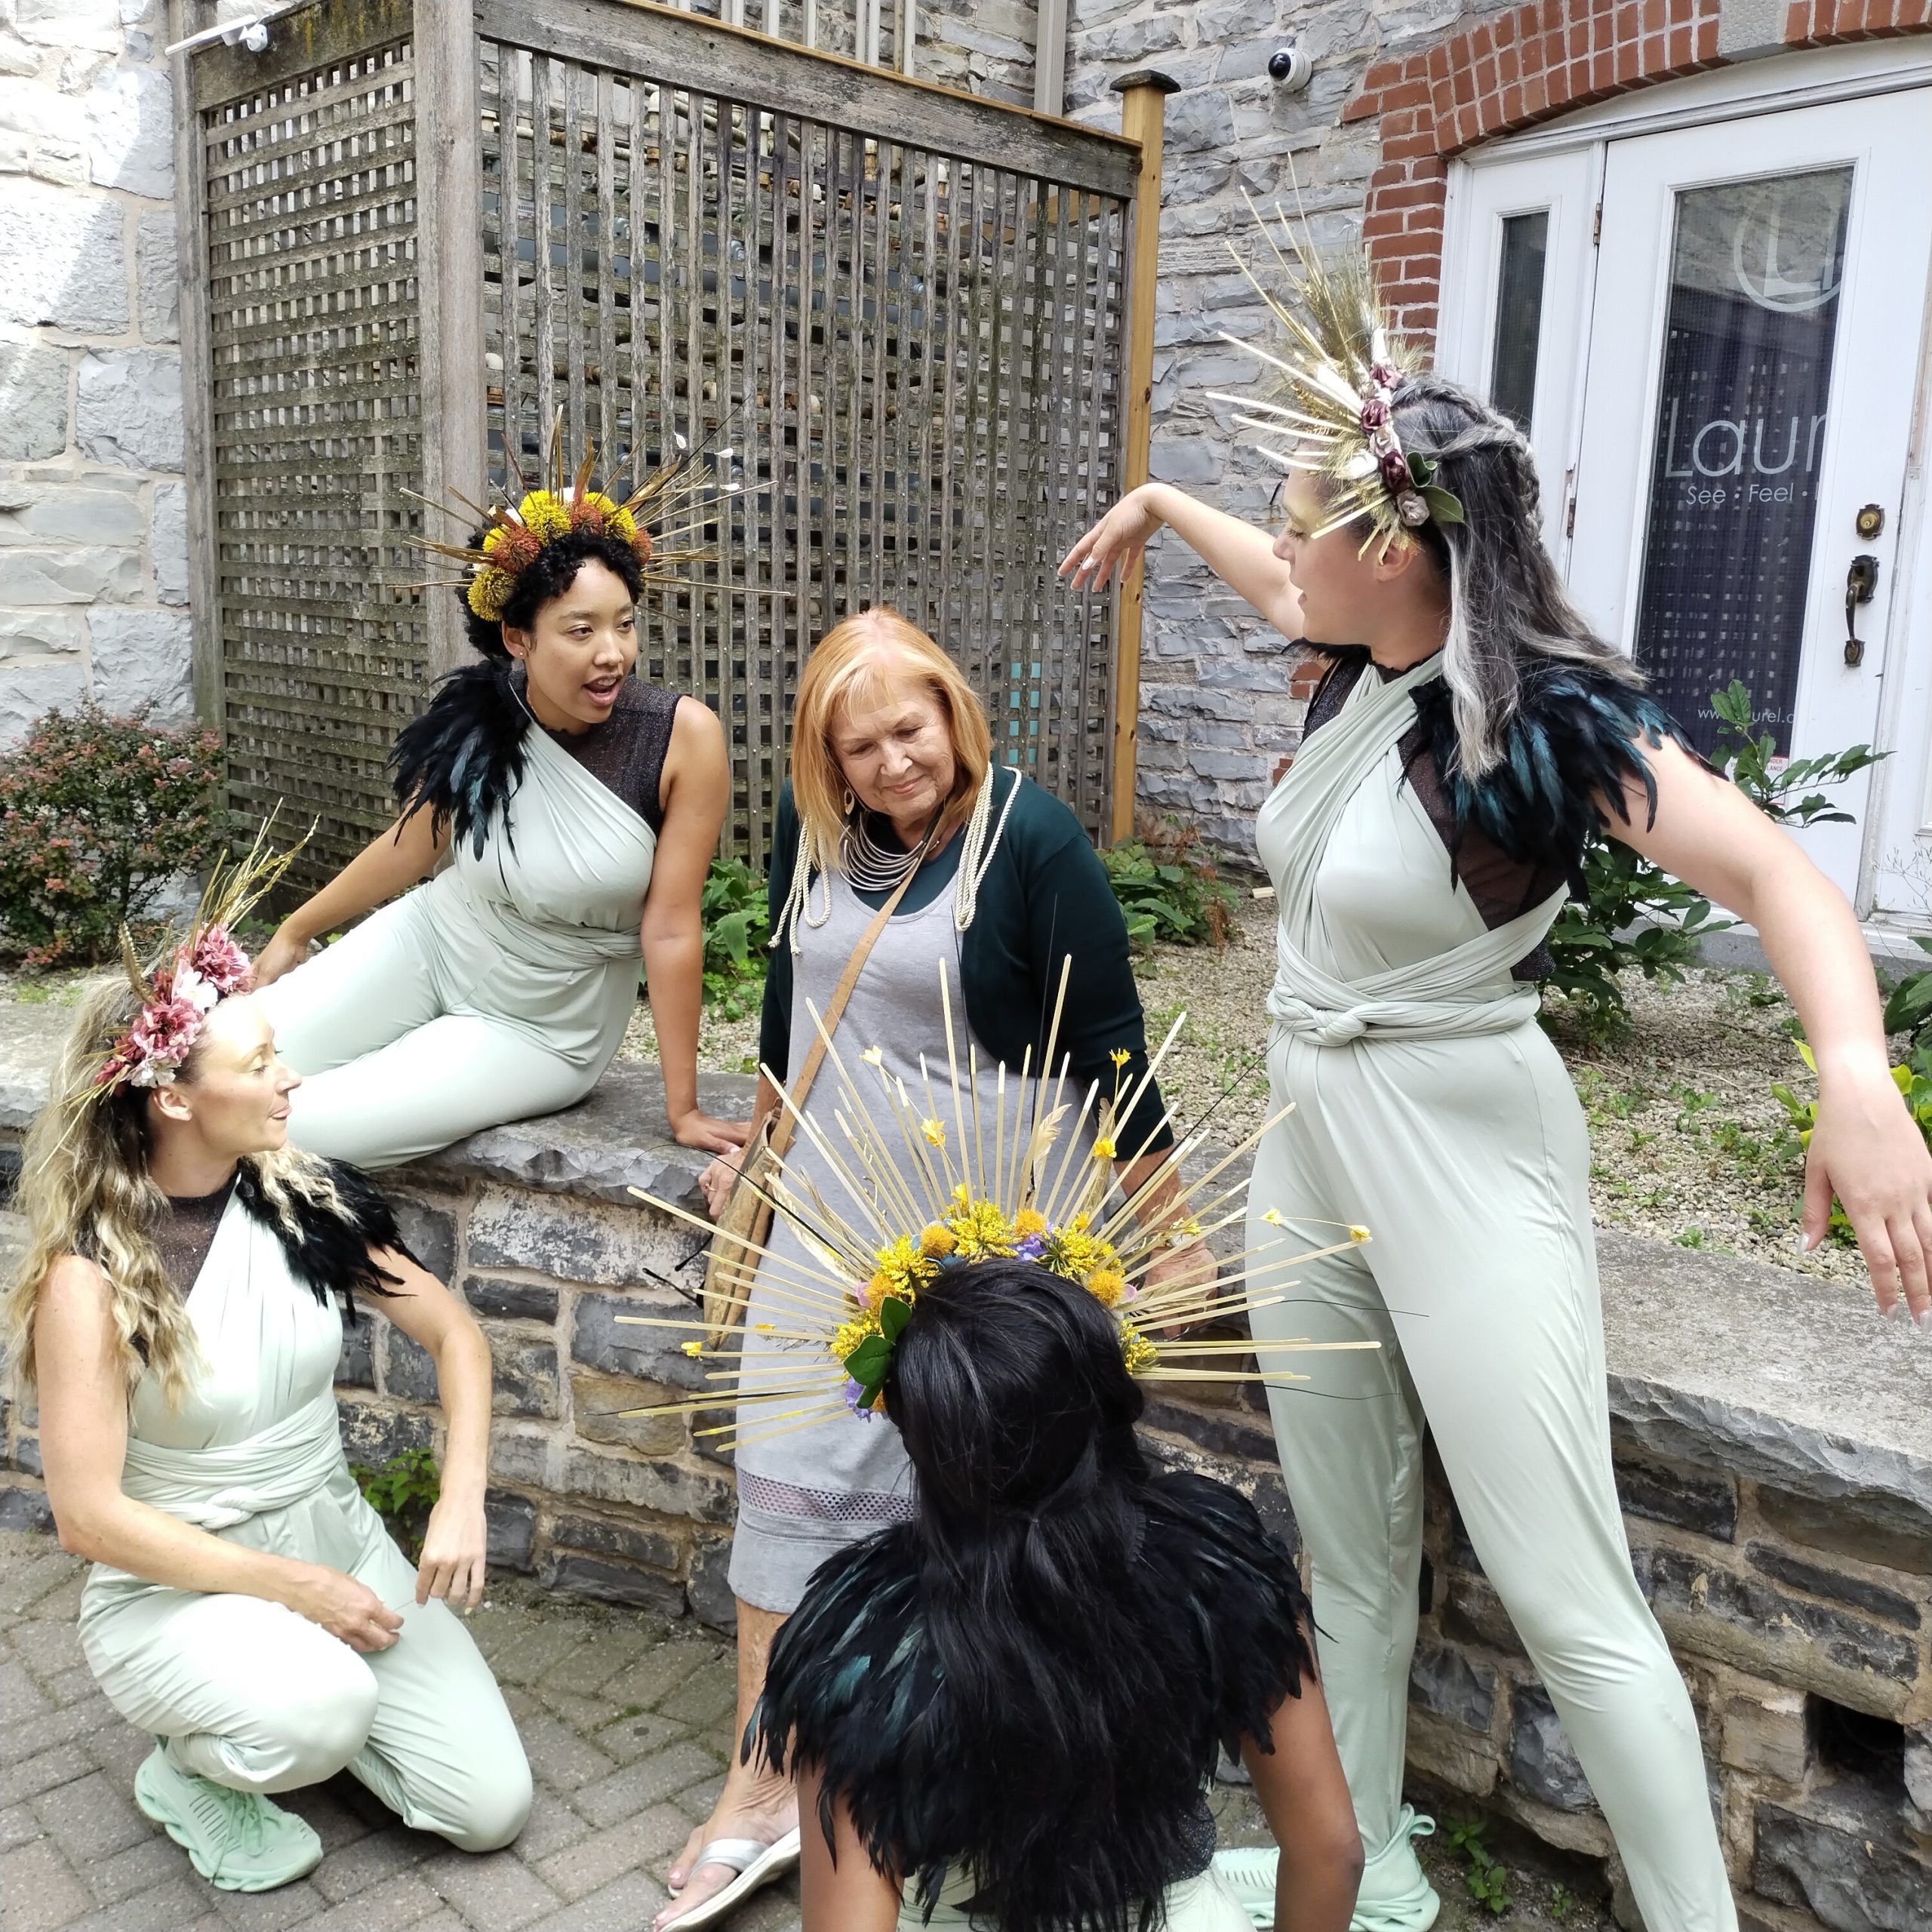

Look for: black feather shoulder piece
[753,1471,1313,1923]
[1410,662,1697,873]
[234,1159,410,1320]
[388,660,530,858]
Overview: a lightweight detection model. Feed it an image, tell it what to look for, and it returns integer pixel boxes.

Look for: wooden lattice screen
[186,0,429,883]
[183,0,1149,884]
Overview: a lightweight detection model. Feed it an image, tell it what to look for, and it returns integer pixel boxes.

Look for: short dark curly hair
[457,526,646,659]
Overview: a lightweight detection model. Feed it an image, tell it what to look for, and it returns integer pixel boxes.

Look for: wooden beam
[471,0,1141,199]
[414,0,485,678]
[192,0,415,107]
[169,0,223,746]
[1108,69,1178,847]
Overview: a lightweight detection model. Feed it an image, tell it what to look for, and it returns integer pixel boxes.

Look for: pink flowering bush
[0,704,226,969]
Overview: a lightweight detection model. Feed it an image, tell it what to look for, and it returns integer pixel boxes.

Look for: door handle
[1845,554,1879,666]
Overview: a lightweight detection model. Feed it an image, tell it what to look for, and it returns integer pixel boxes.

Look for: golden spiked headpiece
[1211,197,1463,555]
[614,964,1376,1453]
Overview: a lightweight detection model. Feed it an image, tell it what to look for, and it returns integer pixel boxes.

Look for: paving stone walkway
[2,1527,1614,1931]
[0,1528,805,1932]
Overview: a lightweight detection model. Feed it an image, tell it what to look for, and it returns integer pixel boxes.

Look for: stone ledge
[3,999,1929,1513]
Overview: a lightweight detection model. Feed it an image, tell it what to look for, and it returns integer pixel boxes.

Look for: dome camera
[1268,46,1312,91]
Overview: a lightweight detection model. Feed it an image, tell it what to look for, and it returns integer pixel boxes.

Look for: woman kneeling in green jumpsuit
[252,439,744,1170]
[4,863,531,1893]
[1063,238,1932,1932]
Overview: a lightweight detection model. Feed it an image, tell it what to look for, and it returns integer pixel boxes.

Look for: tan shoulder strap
[769,865,918,1157]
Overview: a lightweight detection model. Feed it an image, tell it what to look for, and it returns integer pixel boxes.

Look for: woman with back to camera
[761,1258,1362,1932]
[251,433,744,1168]
[1061,223,1932,1932]
[4,851,530,1894]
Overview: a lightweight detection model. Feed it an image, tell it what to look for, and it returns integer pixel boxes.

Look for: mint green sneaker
[134,1745,324,1892]
[1350,1807,1438,1932]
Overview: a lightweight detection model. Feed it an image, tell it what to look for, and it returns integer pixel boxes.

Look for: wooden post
[1107,69,1177,847]
[169,0,223,740]
[416,0,486,678]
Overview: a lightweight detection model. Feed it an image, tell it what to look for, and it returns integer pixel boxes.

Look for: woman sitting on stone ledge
[1,859,531,1894]
[251,429,745,1169]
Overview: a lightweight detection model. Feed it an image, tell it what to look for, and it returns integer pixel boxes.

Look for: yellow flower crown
[407,408,737,623]
[614,965,1376,1452]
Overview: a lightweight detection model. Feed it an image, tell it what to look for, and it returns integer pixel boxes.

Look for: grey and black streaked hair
[1380,372,1640,777]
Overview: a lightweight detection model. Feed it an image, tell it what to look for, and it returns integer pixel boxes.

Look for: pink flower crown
[95,925,254,1094]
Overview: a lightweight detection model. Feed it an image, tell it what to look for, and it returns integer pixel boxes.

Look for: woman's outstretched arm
[371,1245,495,1611]
[254,806,448,987]
[1241,1657,1364,1932]
[1059,482,1308,644]
[1613,740,1932,1321]
[643,697,748,1154]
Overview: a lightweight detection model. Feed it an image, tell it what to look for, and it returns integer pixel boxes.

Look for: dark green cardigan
[758,770,1174,1155]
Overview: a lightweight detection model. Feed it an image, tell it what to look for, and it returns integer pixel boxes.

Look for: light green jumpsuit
[78,1194,531,1847]
[1244,657,1736,1930]
[256,717,654,1169]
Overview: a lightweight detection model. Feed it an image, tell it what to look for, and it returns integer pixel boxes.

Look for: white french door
[1440,80,1932,915]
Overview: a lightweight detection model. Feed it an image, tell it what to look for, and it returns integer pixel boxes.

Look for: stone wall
[0,0,192,748]
[2,1002,1930,1926]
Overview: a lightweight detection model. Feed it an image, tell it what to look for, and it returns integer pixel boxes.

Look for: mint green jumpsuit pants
[1244,659,1737,1930]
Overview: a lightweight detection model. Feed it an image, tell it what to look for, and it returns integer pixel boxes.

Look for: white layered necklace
[773,761,1020,952]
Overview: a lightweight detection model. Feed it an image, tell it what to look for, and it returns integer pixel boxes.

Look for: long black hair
[758,1260,1313,1932]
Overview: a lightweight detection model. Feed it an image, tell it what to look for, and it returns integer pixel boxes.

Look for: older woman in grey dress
[655,608,1211,1930]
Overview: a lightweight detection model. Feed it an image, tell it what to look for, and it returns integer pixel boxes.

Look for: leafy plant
[1543,836,1730,1033]
[1103,817,1236,952]
[1447,1818,1512,1916]
[697,856,770,1019]
[1881,937,1932,1072]
[351,1445,441,1562]
[1549,1881,1575,1921]
[1707,679,1884,827]
[0,704,226,969]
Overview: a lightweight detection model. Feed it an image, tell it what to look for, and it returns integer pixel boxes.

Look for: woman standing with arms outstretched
[1061,237,1932,1932]
[252,437,744,1168]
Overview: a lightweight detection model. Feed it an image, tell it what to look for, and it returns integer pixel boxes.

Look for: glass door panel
[1630,170,1850,757]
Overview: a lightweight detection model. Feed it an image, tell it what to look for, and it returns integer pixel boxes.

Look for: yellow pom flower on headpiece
[467,568,515,621]
[517,490,572,541]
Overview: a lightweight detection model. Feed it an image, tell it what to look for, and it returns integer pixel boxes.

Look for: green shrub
[700,855,769,1018]
[1103,817,1236,952]
[0,704,226,969]
[350,1445,441,1562]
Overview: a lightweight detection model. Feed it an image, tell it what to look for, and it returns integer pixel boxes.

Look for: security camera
[1268,46,1312,91]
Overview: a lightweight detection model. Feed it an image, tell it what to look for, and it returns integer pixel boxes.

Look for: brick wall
[0,0,192,748]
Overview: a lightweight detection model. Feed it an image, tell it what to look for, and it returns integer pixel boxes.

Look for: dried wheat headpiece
[1210,196,1463,555]
[611,964,1377,1452]
[407,408,740,621]
[88,821,308,1103]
